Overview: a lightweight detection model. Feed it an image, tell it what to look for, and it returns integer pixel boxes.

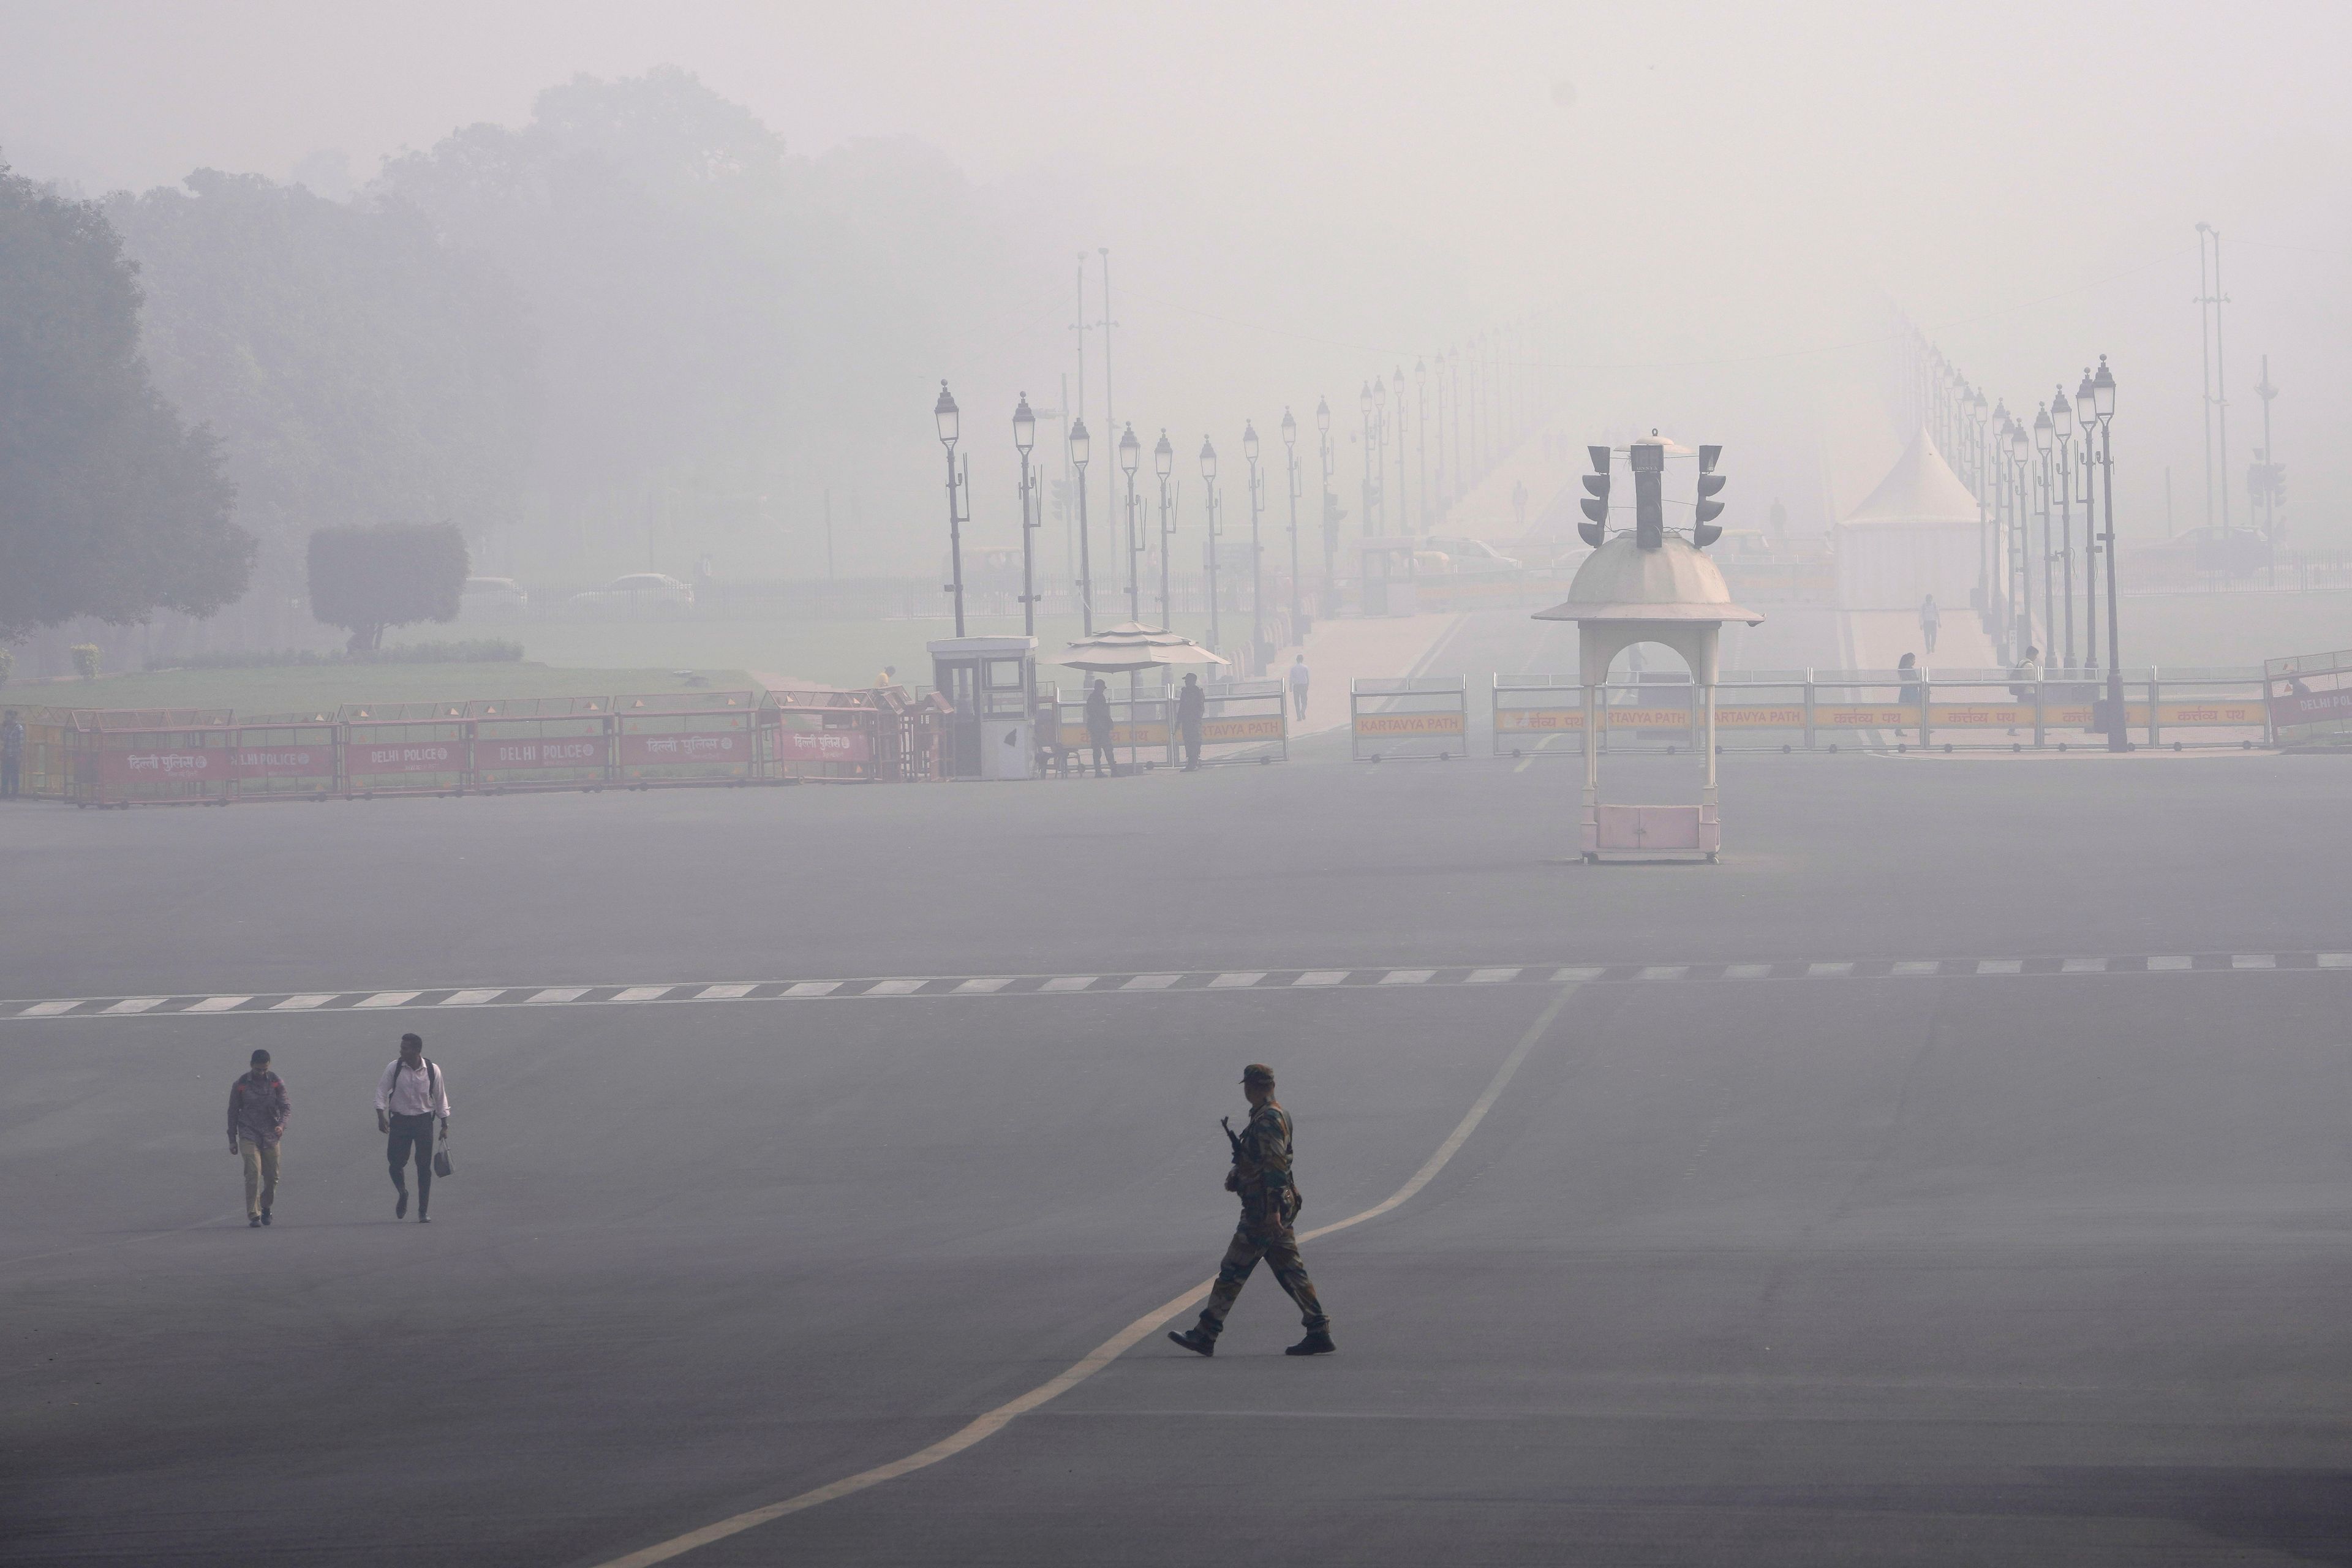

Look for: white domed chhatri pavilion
[1534,455,1761,862]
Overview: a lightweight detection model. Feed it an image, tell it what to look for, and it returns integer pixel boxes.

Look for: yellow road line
[587,980,1586,1568]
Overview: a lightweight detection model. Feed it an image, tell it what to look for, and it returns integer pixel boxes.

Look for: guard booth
[1354,537,1422,616]
[928,635,1037,780]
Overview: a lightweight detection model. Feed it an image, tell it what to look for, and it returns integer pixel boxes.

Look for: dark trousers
[1087,731,1112,775]
[387,1113,437,1208]
[1180,725,1202,769]
[1,758,18,797]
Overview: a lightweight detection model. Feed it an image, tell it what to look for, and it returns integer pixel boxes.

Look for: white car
[1422,537,1523,574]
[567,573,696,615]
[460,576,530,616]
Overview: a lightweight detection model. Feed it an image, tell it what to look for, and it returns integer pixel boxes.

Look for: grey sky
[6,0,2347,548]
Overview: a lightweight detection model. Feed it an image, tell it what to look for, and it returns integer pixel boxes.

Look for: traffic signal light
[1578,445,1610,548]
[1694,443,1726,548]
[1629,438,1665,549]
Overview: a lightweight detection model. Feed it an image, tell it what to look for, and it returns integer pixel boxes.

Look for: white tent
[1834,429,1981,612]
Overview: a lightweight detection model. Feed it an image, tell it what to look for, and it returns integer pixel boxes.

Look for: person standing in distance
[227,1048,290,1227]
[1084,678,1115,777]
[374,1033,450,1222]
[1918,594,1941,656]
[1176,673,1206,771]
[1286,654,1311,722]
[1168,1063,1335,1357]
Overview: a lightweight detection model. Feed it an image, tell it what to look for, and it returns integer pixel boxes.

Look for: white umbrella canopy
[1055,622,1231,673]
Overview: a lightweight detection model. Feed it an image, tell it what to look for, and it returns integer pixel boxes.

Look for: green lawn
[508,611,1117,690]
[9,663,760,722]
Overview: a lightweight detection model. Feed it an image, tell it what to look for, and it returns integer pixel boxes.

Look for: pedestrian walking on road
[374,1033,450,1222]
[1919,595,1941,655]
[227,1048,290,1227]
[1168,1063,1334,1357]
[1,709,24,799]
[1084,679,1115,777]
[1177,673,1205,771]
[1287,655,1311,722]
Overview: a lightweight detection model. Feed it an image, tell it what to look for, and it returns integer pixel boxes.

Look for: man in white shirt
[1286,654,1311,721]
[374,1032,451,1222]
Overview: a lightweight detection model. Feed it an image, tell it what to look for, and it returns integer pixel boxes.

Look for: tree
[107,172,535,640]
[0,158,254,641]
[307,522,468,650]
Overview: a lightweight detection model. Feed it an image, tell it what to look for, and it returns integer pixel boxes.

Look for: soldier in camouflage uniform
[1168,1063,1335,1357]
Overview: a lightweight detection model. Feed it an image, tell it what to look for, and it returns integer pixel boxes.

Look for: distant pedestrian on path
[227,1048,290,1228]
[1167,1063,1333,1358]
[1287,655,1311,721]
[374,1033,450,1223]
[1177,673,1205,771]
[1084,679,1115,777]
[1919,595,1941,655]
[1,709,24,798]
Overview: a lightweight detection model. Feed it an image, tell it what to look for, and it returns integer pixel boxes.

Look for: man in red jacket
[227,1049,290,1228]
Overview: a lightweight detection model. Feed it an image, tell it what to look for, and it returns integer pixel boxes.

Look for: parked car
[567,573,696,615]
[460,576,530,617]
[1420,537,1523,574]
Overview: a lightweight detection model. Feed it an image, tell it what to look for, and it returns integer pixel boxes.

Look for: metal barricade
[65,709,238,806]
[1351,677,1468,761]
[470,698,614,792]
[766,690,882,782]
[1054,693,1171,772]
[227,720,339,799]
[612,693,761,786]
[341,705,470,795]
[2266,649,2352,749]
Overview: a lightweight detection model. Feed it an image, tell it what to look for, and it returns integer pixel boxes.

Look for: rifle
[1221,1115,1244,1163]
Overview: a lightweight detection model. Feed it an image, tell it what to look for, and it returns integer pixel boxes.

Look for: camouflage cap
[1240,1063,1276,1085]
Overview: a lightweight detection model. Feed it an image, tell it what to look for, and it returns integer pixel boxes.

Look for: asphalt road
[5,612,2351,1566]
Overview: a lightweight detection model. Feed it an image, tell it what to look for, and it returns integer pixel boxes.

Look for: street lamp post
[1316,397,1336,614]
[2091,356,2127,750]
[1359,383,1375,546]
[1199,436,1221,652]
[1154,430,1175,630]
[1281,408,1303,641]
[2008,415,2031,660]
[1118,423,1141,624]
[1414,358,1428,535]
[2076,368,2099,676]
[1371,377,1389,536]
[1393,367,1409,535]
[1013,391,1038,638]
[1243,420,1265,668]
[2033,403,2054,671]
[1069,417,1094,636]
[1449,347,1463,499]
[935,380,967,637]
[1430,356,1447,516]
[1971,390,1990,645]
[2051,386,2076,671]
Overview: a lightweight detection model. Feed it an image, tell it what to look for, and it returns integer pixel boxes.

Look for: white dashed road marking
[7,952,2345,1022]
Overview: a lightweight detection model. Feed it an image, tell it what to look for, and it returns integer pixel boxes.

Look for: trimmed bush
[70,644,102,679]
[307,523,469,652]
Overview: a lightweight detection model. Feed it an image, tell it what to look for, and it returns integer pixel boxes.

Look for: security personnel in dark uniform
[1169,1063,1335,1356]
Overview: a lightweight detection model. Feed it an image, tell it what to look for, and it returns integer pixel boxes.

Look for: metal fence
[20,688,951,807]
[1493,668,2275,755]
[1351,677,1471,761]
[1050,682,1289,771]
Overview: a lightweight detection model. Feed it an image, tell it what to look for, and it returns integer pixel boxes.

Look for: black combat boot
[1166,1325,1217,1357]
[1284,1329,1336,1356]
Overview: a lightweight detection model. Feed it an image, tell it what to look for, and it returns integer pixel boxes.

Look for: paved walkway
[1281,611,1465,734]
